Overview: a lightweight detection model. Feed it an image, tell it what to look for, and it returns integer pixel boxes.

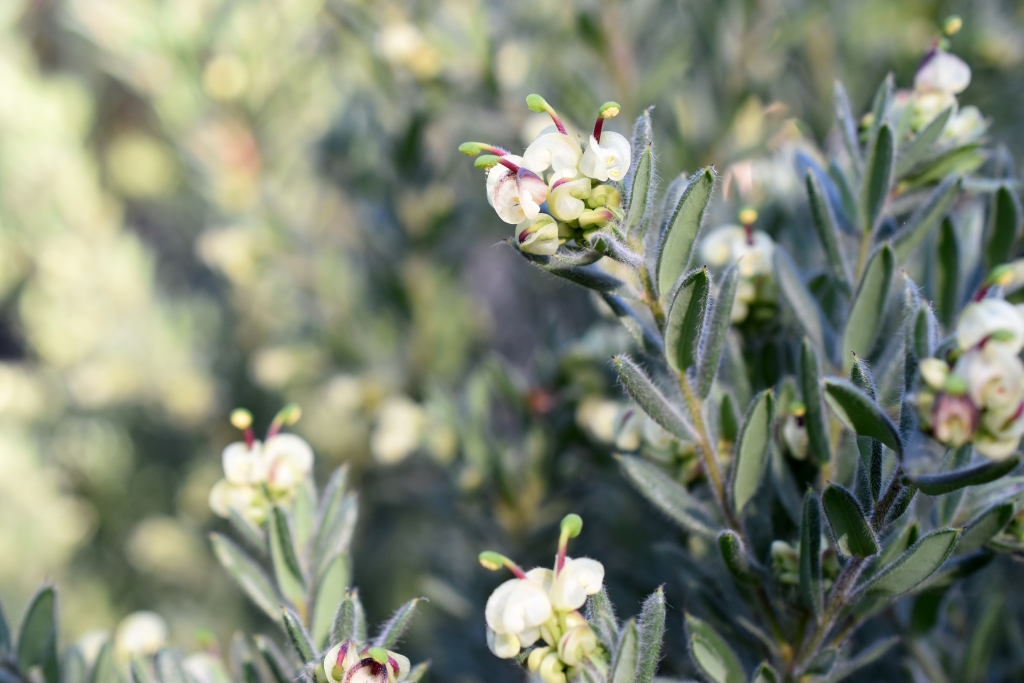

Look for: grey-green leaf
[332,590,367,645]
[800,339,831,464]
[269,506,306,609]
[611,620,638,683]
[281,608,315,663]
[732,390,775,514]
[665,267,711,372]
[696,265,740,398]
[0,601,9,656]
[89,642,121,683]
[843,244,895,367]
[862,529,959,597]
[210,533,282,623]
[718,531,760,585]
[895,107,953,178]
[619,456,720,538]
[936,219,960,328]
[906,454,1020,495]
[860,124,895,234]
[62,648,86,683]
[406,662,430,683]
[806,171,851,291]
[956,503,1014,555]
[752,662,780,683]
[613,356,696,441]
[637,589,666,683]
[253,636,294,683]
[585,589,618,653]
[824,379,902,456]
[657,168,715,296]
[519,250,626,293]
[229,508,268,555]
[17,586,58,683]
[822,484,879,557]
[373,598,424,649]
[774,247,833,358]
[799,490,823,617]
[154,649,188,683]
[834,81,862,173]
[985,184,1023,270]
[685,613,745,683]
[625,145,654,236]
[311,552,351,649]
[892,174,961,263]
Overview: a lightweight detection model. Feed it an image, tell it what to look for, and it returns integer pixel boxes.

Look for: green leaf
[718,531,760,585]
[822,484,879,557]
[774,248,833,358]
[629,108,654,188]
[619,456,720,538]
[210,533,282,622]
[331,590,367,645]
[824,379,901,455]
[0,600,9,656]
[519,250,626,293]
[253,636,294,683]
[903,143,985,186]
[17,586,58,683]
[860,124,895,234]
[585,589,618,653]
[154,649,188,683]
[895,107,953,178]
[834,81,862,173]
[685,613,745,683]
[316,493,359,580]
[956,503,1015,555]
[311,552,351,649]
[613,356,696,441]
[291,483,317,552]
[657,168,715,296]
[637,589,666,683]
[603,294,664,356]
[696,265,740,398]
[751,662,779,683]
[732,390,775,514]
[269,506,307,609]
[611,620,639,683]
[281,608,315,663]
[89,642,121,683]
[906,454,1020,495]
[799,490,823,617]
[822,637,899,683]
[665,267,711,372]
[867,74,894,146]
[128,659,155,683]
[985,184,1023,270]
[892,175,961,263]
[806,171,851,291]
[876,522,919,569]
[800,339,831,464]
[937,446,973,525]
[842,244,895,367]
[373,598,423,649]
[228,508,268,555]
[625,145,653,235]
[804,648,838,676]
[406,662,430,683]
[720,394,740,443]
[61,648,86,683]
[862,529,960,597]
[936,219,959,328]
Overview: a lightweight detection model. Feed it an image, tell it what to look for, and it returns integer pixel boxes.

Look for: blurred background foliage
[1,0,1023,681]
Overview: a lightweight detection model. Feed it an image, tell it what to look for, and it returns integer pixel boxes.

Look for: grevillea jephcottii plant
[459,26,1024,683]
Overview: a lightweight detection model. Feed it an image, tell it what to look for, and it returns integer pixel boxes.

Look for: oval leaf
[956,503,1014,556]
[685,613,745,683]
[17,586,58,683]
[892,174,961,263]
[774,247,833,358]
[824,379,902,456]
[657,168,715,296]
[610,619,638,683]
[585,588,619,653]
[906,454,1020,495]
[843,243,895,368]
[269,506,307,609]
[696,265,740,398]
[665,267,711,372]
[860,124,895,233]
[806,170,851,291]
[619,456,720,538]
[613,355,696,441]
[624,145,653,235]
[311,552,350,649]
[281,607,315,663]
[732,390,775,514]
[985,184,1023,270]
[822,484,879,557]
[799,490,823,617]
[637,589,666,683]
[210,533,282,623]
[800,339,831,464]
[863,529,960,597]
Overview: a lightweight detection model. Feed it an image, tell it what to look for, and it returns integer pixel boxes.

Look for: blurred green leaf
[128,659,155,683]
[154,649,188,683]
[665,267,711,373]
[61,648,86,683]
[904,144,986,186]
[732,389,775,514]
[637,589,666,683]
[603,294,664,356]
[895,107,953,178]
[696,265,739,399]
[806,170,851,292]
[312,552,350,649]
[862,529,959,597]
[834,81,862,174]
[892,175,961,263]
[985,184,1023,270]
[657,168,715,296]
[867,74,894,149]
[611,619,638,683]
[718,531,760,585]
[936,218,960,327]
[956,503,1014,555]
[800,339,831,464]
[0,601,9,656]
[373,597,423,650]
[906,454,1020,495]
[822,637,899,683]
[619,456,720,538]
[17,586,58,683]
[685,613,744,683]
[613,355,696,441]
[253,636,294,683]
[586,589,618,653]
[774,247,834,358]
[281,608,315,664]
[860,124,895,234]
[824,379,902,456]
[822,484,878,557]
[799,490,823,617]
[752,661,780,683]
[229,508,268,556]
[843,244,895,367]
[89,642,120,683]
[804,647,838,676]
[406,662,430,683]
[625,145,653,236]
[210,533,282,623]
[269,506,307,609]
[720,394,740,444]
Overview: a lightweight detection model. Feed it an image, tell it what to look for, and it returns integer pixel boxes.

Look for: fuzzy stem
[678,372,733,525]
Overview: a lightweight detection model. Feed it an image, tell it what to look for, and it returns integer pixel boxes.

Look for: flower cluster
[917,298,1024,459]
[208,405,314,524]
[700,208,777,324]
[323,641,411,683]
[480,515,606,683]
[460,96,631,255]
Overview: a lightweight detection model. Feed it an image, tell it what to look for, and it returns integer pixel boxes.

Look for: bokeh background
[1,0,1023,681]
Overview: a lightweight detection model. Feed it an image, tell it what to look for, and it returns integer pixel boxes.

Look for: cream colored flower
[485,568,553,652]
[547,178,592,222]
[114,611,168,660]
[915,49,971,95]
[324,640,362,683]
[956,299,1024,353]
[515,214,560,256]
[486,155,548,224]
[549,557,604,611]
[522,133,583,181]
[261,433,314,492]
[579,132,631,182]
[931,394,977,448]
[919,358,950,391]
[371,396,427,464]
[954,346,1024,413]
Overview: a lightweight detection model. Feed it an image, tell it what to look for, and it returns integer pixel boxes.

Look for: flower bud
[526,94,552,114]
[230,408,253,430]
[547,178,591,221]
[932,393,978,447]
[943,15,963,36]
[538,652,567,683]
[587,184,620,209]
[516,215,560,255]
[557,623,598,667]
[527,646,552,672]
[770,541,799,585]
[577,208,613,229]
[919,358,950,390]
[738,207,758,225]
[782,404,808,460]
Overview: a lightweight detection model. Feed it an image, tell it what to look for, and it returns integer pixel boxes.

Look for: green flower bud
[587,184,621,209]
[578,208,613,229]
[526,94,551,114]
[944,374,969,396]
[944,15,963,36]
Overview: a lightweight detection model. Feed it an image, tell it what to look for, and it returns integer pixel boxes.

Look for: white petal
[957,299,1024,353]
[490,173,525,224]
[548,178,591,222]
[579,136,608,182]
[484,579,518,633]
[323,644,344,683]
[975,434,1021,460]
[915,50,971,95]
[387,652,410,681]
[222,441,262,484]
[522,133,583,179]
[264,433,314,473]
[501,580,552,633]
[517,627,541,648]
[486,629,520,659]
[598,131,632,181]
[549,557,604,610]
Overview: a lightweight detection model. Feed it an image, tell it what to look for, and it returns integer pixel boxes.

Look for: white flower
[919,358,950,391]
[915,49,971,95]
[114,611,168,660]
[699,226,774,277]
[557,623,598,667]
[547,178,592,222]
[549,557,604,611]
[486,155,549,224]
[579,132,631,182]
[931,394,977,448]
[943,105,986,144]
[954,346,1024,413]
[324,641,362,683]
[222,440,265,484]
[782,412,809,460]
[956,299,1024,353]
[262,433,314,492]
[208,479,266,522]
[485,568,553,645]
[515,215,560,256]
[522,133,583,181]
[324,643,410,683]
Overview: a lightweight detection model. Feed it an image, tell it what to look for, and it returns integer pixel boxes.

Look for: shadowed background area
[0,1,1023,682]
